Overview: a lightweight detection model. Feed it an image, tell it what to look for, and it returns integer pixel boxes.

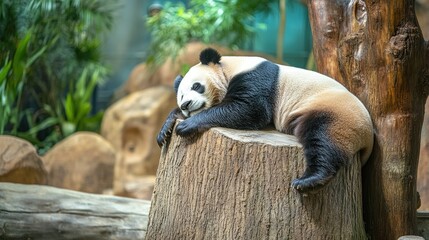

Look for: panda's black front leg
[176,100,272,137]
[157,108,185,147]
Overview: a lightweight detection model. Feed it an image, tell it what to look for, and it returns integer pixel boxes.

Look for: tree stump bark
[306,1,429,238]
[147,127,366,240]
[0,183,150,239]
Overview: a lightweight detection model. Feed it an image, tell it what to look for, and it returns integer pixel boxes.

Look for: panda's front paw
[176,119,200,137]
[156,129,170,147]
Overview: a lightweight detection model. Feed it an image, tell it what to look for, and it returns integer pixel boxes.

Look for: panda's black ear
[173,75,183,94]
[200,48,221,65]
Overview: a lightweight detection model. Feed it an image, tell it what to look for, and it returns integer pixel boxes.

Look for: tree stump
[147,127,366,240]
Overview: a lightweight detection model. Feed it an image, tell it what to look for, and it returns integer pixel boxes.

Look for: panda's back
[278,65,348,95]
[273,65,367,132]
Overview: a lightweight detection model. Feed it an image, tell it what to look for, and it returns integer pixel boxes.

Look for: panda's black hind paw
[291,174,334,194]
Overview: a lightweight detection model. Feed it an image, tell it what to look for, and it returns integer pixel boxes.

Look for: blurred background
[1,0,429,213]
[99,0,312,110]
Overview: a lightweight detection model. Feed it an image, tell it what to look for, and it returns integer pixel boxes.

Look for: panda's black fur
[200,47,221,65]
[157,48,373,193]
[175,61,279,135]
[290,111,348,188]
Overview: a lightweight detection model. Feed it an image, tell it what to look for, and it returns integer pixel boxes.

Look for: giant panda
[157,48,374,193]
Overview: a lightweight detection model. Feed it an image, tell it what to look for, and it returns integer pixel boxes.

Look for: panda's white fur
[159,48,374,193]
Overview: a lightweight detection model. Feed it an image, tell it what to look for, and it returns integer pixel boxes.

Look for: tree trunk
[307,1,429,239]
[0,183,150,240]
[147,127,366,239]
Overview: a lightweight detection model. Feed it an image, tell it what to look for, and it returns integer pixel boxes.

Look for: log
[147,127,366,239]
[0,183,150,239]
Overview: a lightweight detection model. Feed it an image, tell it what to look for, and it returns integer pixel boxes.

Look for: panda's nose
[180,100,192,110]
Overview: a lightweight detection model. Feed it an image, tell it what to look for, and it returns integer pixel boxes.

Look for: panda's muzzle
[180,100,192,110]
[180,100,206,117]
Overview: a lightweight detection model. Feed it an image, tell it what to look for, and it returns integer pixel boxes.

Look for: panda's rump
[319,92,374,164]
[277,90,373,164]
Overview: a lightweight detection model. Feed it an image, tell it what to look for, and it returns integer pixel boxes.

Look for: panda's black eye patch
[191,82,205,94]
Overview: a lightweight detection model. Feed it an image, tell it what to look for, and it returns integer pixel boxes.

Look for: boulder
[101,86,176,196]
[0,135,47,184]
[116,176,156,200]
[43,132,116,193]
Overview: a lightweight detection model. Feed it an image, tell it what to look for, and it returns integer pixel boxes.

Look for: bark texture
[307,1,429,239]
[147,127,365,240]
[0,183,150,240]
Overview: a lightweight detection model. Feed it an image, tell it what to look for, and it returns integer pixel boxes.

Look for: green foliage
[0,0,117,153]
[61,65,106,137]
[24,0,115,108]
[146,0,274,66]
[0,32,46,135]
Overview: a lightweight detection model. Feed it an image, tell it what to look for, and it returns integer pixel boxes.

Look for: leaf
[63,93,75,122]
[80,110,103,131]
[82,69,99,102]
[12,32,31,84]
[0,60,11,85]
[75,68,88,99]
[26,44,47,67]
[75,102,91,126]
[26,116,59,135]
[61,121,76,137]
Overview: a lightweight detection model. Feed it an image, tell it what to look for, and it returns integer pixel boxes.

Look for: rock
[116,176,156,200]
[43,132,116,193]
[101,86,176,196]
[0,136,47,184]
[114,42,282,99]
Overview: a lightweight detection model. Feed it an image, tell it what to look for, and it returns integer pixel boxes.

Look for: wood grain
[147,127,365,240]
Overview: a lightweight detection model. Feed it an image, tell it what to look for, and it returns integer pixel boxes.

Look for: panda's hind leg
[289,111,348,194]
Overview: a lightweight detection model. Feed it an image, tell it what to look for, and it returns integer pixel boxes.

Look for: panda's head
[174,48,226,117]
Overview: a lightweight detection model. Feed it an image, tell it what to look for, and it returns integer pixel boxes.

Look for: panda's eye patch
[191,82,205,93]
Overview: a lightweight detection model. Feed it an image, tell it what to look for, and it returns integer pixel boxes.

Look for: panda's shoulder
[226,57,278,76]
[241,59,280,80]
[226,59,280,95]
